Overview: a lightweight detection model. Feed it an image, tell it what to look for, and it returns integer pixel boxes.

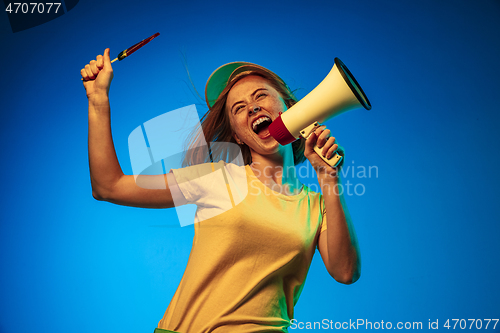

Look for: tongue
[256,124,270,139]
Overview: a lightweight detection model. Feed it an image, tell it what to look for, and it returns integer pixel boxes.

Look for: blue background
[1,0,499,332]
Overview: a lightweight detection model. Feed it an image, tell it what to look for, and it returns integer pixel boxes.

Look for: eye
[256,93,267,99]
[234,104,245,114]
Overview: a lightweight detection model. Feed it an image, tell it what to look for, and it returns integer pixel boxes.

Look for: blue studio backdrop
[1,0,499,332]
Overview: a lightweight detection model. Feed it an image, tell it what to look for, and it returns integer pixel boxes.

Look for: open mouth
[252,116,272,138]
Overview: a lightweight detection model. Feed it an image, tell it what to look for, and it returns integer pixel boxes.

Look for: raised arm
[81,48,175,209]
[304,126,361,284]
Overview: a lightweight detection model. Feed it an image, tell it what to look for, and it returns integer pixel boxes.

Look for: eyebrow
[230,88,267,113]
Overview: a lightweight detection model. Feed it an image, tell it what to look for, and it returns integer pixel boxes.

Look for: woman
[81,48,361,333]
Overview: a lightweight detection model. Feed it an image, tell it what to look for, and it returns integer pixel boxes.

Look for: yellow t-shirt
[158,162,327,333]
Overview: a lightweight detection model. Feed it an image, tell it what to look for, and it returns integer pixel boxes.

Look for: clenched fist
[304,125,344,180]
[81,48,114,102]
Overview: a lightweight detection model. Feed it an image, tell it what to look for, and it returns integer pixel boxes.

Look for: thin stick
[81,33,160,81]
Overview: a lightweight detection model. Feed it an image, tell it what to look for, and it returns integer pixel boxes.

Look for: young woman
[81,48,361,333]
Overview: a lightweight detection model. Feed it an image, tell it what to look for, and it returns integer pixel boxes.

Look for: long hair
[182,68,306,167]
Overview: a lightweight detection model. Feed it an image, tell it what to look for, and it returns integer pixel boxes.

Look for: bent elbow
[91,184,111,201]
[92,189,104,201]
[334,275,353,285]
[332,268,361,285]
[345,271,361,285]
[91,179,114,202]
[351,271,361,284]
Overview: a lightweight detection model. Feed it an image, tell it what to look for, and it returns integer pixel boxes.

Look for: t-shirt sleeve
[319,195,328,233]
[320,215,327,233]
[170,162,217,204]
[169,161,241,211]
[166,172,187,206]
[316,194,328,251]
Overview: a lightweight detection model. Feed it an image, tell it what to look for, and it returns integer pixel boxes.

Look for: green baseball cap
[204,61,287,109]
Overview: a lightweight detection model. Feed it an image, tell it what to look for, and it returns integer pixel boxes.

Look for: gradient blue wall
[1,0,499,332]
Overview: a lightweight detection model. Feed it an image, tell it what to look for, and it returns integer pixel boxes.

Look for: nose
[249,105,261,115]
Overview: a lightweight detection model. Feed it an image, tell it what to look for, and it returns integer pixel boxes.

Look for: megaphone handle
[313,145,343,168]
[300,122,343,168]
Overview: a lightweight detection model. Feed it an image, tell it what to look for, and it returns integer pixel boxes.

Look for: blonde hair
[182,68,306,167]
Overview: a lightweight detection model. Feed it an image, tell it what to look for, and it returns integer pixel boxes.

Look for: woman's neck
[249,145,302,195]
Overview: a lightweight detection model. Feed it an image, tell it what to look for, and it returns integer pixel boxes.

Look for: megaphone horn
[268,57,371,167]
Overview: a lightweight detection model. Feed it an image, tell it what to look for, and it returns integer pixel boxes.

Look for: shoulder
[301,185,326,213]
[171,161,247,188]
[171,162,213,183]
[301,184,323,200]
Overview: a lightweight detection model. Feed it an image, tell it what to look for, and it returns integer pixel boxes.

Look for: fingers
[81,59,99,81]
[304,131,317,153]
[82,64,92,80]
[80,50,109,81]
[316,127,330,148]
[322,138,338,158]
[96,54,104,69]
[305,125,340,158]
[80,68,88,81]
[324,143,339,159]
[314,127,338,157]
[90,59,100,74]
[84,63,97,79]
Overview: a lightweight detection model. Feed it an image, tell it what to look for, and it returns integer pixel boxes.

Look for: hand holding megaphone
[268,58,371,168]
[302,121,344,168]
[303,124,345,171]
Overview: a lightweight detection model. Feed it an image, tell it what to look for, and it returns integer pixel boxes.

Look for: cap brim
[205,62,284,109]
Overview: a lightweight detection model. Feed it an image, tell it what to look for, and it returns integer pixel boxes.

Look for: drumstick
[82,32,160,80]
[111,32,160,63]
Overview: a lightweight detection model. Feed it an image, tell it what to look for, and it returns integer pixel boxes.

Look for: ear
[233,133,242,145]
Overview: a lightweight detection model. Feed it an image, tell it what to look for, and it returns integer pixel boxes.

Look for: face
[226,75,288,157]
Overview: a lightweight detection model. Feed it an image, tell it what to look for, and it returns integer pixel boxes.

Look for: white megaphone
[268,57,371,167]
